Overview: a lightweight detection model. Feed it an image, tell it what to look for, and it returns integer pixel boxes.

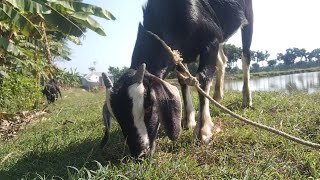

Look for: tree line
[223,44,320,73]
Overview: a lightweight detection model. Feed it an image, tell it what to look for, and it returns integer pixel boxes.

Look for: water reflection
[224,71,320,93]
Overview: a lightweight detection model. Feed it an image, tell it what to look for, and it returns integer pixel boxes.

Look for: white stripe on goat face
[128,83,149,150]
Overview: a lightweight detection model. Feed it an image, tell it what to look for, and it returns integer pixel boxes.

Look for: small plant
[0,72,42,112]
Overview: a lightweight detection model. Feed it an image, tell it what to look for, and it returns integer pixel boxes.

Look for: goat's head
[101,63,181,157]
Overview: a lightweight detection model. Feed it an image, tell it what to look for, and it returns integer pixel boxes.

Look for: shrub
[0,73,42,113]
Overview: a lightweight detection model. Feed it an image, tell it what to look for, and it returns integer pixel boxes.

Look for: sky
[57,0,320,74]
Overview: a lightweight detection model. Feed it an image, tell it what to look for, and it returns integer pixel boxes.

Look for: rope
[147,30,320,150]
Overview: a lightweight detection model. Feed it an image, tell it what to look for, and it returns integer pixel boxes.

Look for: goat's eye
[145,106,152,113]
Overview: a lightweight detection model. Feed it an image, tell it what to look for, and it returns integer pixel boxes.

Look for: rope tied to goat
[147,30,320,150]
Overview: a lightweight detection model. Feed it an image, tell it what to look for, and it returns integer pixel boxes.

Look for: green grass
[0,88,320,179]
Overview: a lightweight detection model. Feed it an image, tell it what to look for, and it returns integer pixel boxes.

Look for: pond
[224,71,320,93]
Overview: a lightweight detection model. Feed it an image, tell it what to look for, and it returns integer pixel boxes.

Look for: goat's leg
[241,8,253,107]
[241,53,252,107]
[177,64,196,129]
[194,41,218,143]
[213,44,227,102]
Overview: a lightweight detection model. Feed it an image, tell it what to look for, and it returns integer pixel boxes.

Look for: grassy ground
[0,88,319,179]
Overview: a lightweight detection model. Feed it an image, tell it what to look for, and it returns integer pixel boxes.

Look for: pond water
[224,71,320,93]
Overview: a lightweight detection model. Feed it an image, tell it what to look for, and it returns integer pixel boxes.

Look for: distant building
[80,72,113,90]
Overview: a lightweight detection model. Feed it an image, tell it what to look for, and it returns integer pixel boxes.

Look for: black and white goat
[42,78,62,104]
[101,65,181,157]
[101,0,253,157]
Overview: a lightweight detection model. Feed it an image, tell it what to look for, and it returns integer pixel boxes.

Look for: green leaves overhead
[0,0,115,84]
[0,4,41,38]
[1,0,116,38]
[0,36,25,57]
[47,0,116,21]
[71,12,105,36]
[5,0,51,14]
[42,6,84,37]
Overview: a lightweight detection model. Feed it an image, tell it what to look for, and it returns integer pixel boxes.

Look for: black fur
[42,78,62,104]
[131,0,252,75]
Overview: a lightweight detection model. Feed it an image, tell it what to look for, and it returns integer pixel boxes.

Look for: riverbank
[226,67,320,80]
[0,89,319,179]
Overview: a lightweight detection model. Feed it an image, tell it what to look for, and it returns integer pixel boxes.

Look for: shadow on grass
[0,129,128,179]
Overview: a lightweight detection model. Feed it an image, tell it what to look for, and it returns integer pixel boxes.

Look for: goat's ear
[101,72,113,148]
[133,63,146,84]
[150,77,182,140]
[102,72,113,88]
[100,103,112,148]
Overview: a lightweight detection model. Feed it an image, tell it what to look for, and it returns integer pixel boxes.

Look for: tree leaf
[47,0,116,20]
[5,0,51,14]
[0,36,25,57]
[0,4,41,38]
[71,12,106,36]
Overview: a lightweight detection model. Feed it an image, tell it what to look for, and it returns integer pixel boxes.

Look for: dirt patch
[0,111,47,140]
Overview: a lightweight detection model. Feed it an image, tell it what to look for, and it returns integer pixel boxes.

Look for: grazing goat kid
[42,78,62,104]
[101,64,181,157]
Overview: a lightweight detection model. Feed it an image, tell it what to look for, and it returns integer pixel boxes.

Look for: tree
[88,67,96,72]
[223,44,242,69]
[308,48,320,62]
[255,50,270,62]
[282,48,297,65]
[251,63,260,72]
[0,0,115,78]
[293,48,307,62]
[108,66,129,82]
[267,59,277,67]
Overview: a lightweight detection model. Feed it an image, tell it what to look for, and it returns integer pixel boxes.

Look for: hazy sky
[57,0,320,74]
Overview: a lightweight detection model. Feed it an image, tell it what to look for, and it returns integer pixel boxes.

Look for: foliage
[308,48,320,62]
[251,63,260,72]
[221,44,320,74]
[108,66,129,82]
[0,89,319,179]
[0,0,115,112]
[267,59,277,67]
[54,68,80,88]
[223,44,242,68]
[253,50,270,62]
[0,72,42,113]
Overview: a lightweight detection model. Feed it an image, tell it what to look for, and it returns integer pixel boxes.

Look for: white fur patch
[128,83,149,149]
[185,86,196,129]
[214,45,227,102]
[201,82,214,143]
[195,82,214,143]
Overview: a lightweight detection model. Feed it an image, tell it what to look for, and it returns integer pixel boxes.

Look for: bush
[0,73,42,113]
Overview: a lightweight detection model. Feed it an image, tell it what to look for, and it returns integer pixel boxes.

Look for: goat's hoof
[194,123,213,144]
[242,101,253,108]
[213,94,223,103]
[184,120,196,130]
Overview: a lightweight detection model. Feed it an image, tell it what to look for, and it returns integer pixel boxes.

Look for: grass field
[0,88,319,179]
